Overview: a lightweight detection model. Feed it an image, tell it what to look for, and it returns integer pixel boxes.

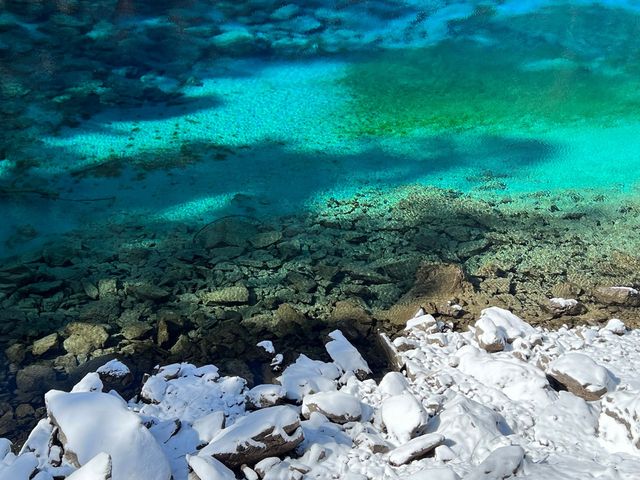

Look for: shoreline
[2,185,640,444]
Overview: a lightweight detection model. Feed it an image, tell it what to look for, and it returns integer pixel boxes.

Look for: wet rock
[202,285,250,305]
[594,286,640,307]
[15,403,35,419]
[211,28,255,53]
[544,297,586,317]
[124,282,169,301]
[16,364,56,395]
[32,333,59,356]
[5,343,26,364]
[302,391,362,424]
[547,352,613,401]
[382,263,469,326]
[250,231,282,249]
[199,405,303,468]
[97,278,118,299]
[286,271,316,293]
[271,4,300,21]
[0,403,14,436]
[121,321,153,341]
[63,323,110,356]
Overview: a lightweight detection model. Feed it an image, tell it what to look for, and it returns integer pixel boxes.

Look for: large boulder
[594,286,640,307]
[547,352,614,401]
[199,406,303,467]
[381,393,428,444]
[45,390,171,480]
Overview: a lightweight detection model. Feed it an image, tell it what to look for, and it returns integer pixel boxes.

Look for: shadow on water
[0,132,560,257]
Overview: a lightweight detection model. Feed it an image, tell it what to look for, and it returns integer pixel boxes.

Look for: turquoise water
[2,0,640,253]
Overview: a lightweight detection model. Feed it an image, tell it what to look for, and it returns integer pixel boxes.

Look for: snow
[603,318,627,335]
[65,453,111,480]
[257,340,275,354]
[45,390,171,480]
[388,433,445,466]
[96,359,130,378]
[325,330,371,378]
[477,306,536,341]
[549,297,578,308]
[380,393,428,444]
[199,405,301,458]
[302,391,362,423]
[548,352,614,395]
[7,306,640,479]
[186,454,235,480]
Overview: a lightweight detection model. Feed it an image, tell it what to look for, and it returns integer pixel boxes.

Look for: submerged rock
[594,286,640,307]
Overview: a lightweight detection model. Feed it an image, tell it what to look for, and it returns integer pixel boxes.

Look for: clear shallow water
[2,0,640,254]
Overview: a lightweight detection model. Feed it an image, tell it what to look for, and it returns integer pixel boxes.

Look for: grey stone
[63,323,110,356]
[594,286,640,306]
[202,285,250,305]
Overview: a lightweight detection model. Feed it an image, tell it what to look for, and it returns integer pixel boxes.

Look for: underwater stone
[271,4,300,21]
[63,323,110,356]
[594,287,640,307]
[211,29,255,52]
[202,285,250,305]
[32,333,59,357]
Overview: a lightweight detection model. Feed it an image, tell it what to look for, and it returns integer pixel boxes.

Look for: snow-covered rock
[602,318,627,335]
[186,454,235,480]
[199,406,303,467]
[474,307,536,352]
[545,297,586,317]
[465,445,525,480]
[388,433,445,466]
[302,391,362,424]
[380,393,428,444]
[6,305,640,480]
[246,384,286,409]
[45,390,170,480]
[66,453,111,480]
[325,330,371,380]
[378,372,409,396]
[547,352,614,400]
[277,354,340,401]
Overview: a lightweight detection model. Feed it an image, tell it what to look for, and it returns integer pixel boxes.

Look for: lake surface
[2,0,640,255]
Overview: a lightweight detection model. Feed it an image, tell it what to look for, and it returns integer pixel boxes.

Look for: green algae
[338,6,640,137]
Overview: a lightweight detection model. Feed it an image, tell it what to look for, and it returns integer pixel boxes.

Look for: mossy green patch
[337,6,640,137]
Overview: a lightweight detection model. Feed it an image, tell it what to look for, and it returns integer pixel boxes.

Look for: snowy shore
[1,306,639,479]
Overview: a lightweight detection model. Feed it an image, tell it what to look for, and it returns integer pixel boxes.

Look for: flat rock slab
[200,405,303,468]
[388,433,445,466]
